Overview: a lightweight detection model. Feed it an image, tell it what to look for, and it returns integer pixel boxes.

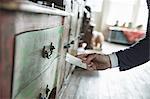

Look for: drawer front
[15,60,58,99]
[12,26,63,99]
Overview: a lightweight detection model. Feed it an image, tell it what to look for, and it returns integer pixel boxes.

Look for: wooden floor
[58,42,150,99]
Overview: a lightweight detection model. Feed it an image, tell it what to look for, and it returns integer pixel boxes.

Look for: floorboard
[58,42,150,99]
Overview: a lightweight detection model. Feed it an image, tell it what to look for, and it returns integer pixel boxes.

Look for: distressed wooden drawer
[14,61,58,99]
[12,26,63,99]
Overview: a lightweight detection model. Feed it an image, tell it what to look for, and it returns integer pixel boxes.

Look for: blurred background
[78,0,148,51]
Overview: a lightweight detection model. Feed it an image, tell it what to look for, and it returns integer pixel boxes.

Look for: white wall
[92,12,102,32]
[91,0,148,40]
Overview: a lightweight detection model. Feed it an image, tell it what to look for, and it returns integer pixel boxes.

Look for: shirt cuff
[108,53,119,68]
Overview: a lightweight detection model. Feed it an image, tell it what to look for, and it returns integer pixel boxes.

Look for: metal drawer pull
[39,93,46,99]
[64,40,74,49]
[42,42,55,59]
[46,85,50,97]
[38,85,50,99]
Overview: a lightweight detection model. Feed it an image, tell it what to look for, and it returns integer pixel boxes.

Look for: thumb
[85,54,97,64]
[76,54,88,59]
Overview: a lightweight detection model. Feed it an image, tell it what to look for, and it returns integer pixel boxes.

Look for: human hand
[77,53,111,71]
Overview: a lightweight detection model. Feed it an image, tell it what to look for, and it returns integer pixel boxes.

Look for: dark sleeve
[116,7,150,71]
[116,36,150,71]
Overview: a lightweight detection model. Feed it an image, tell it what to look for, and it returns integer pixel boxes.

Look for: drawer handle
[64,40,74,49]
[39,93,46,99]
[46,85,50,97]
[38,85,50,99]
[42,42,55,59]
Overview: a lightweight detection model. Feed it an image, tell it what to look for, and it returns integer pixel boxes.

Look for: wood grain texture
[56,1,85,98]
[13,27,63,99]
[0,10,16,99]
[63,0,80,84]
[56,0,79,96]
[15,12,62,34]
[0,3,65,99]
[15,58,59,99]
[56,0,72,95]
[56,16,71,95]
[0,1,70,16]
[59,62,150,99]
[0,0,15,2]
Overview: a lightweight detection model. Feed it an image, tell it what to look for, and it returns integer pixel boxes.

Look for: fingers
[85,54,96,64]
[77,53,97,64]
[77,53,98,71]
[76,54,88,60]
[87,62,97,71]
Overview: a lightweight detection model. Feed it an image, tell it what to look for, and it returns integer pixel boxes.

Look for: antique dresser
[0,0,69,99]
[0,0,85,99]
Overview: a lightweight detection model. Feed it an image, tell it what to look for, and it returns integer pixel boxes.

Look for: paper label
[65,53,87,69]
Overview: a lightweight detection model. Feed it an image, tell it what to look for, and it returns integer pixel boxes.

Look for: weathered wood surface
[14,12,63,34]
[15,58,58,99]
[56,17,70,95]
[56,0,82,96]
[63,0,82,84]
[0,1,70,16]
[0,10,15,99]
[56,0,72,95]
[13,27,63,99]
[0,0,15,2]
[0,2,66,98]
[56,1,85,98]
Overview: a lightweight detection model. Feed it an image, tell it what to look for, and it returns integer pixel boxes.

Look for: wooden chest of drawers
[0,0,85,98]
[0,1,70,99]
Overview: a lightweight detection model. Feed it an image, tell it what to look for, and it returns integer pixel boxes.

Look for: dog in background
[91,31,104,50]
